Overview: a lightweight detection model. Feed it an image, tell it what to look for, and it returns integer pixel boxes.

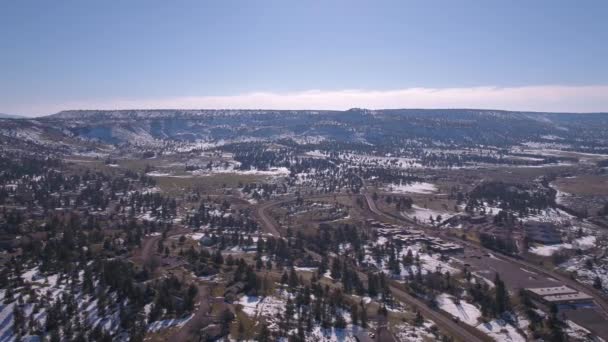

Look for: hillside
[34,109,608,152]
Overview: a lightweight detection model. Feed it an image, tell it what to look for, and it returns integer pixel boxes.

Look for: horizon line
[5,85,608,117]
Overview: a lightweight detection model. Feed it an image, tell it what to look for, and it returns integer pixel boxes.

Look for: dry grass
[554,175,608,196]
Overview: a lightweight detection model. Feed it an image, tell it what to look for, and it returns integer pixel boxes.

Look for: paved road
[443,232,608,318]
[253,200,284,236]
[255,195,487,342]
[364,192,608,327]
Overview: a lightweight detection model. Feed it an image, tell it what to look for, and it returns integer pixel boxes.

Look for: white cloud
[9,85,608,116]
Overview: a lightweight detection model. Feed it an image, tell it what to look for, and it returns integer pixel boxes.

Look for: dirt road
[169,284,213,341]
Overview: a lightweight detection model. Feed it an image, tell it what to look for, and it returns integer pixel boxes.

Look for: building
[525,286,593,305]
[526,286,577,299]
[543,293,594,305]
[428,241,464,253]
[469,215,487,224]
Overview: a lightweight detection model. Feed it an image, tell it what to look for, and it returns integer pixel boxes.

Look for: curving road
[255,194,488,342]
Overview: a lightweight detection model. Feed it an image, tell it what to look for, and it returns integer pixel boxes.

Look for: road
[169,285,212,341]
[253,199,284,236]
[133,227,189,265]
[134,227,220,340]
[255,195,488,342]
[364,193,608,324]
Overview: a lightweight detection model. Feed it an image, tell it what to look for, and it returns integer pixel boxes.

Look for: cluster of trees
[479,233,519,255]
[148,275,198,321]
[252,269,369,342]
[493,209,520,225]
[599,202,608,217]
[384,195,414,211]
[118,191,177,221]
[466,273,510,317]
[0,153,158,215]
[466,181,555,215]
[0,151,62,183]
[309,224,367,262]
[185,201,258,232]
[241,182,286,200]
[5,256,196,342]
[0,151,206,341]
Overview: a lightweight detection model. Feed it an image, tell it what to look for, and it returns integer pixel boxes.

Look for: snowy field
[393,321,437,342]
[238,290,363,342]
[521,208,576,225]
[384,181,438,194]
[436,294,525,341]
[0,267,126,341]
[364,241,459,278]
[146,166,290,178]
[561,255,608,294]
[529,235,596,256]
[147,314,193,332]
[402,205,454,225]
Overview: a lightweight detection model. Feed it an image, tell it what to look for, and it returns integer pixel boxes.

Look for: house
[224,281,246,302]
[469,215,487,224]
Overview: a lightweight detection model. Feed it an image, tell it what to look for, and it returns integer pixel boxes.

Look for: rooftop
[526,286,578,296]
[543,293,594,302]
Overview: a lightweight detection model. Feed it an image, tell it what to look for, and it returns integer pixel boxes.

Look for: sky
[1,0,607,116]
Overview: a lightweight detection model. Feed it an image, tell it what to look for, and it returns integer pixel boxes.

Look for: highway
[363,193,608,325]
[365,194,608,338]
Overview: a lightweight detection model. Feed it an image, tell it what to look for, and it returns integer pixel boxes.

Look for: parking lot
[455,249,560,290]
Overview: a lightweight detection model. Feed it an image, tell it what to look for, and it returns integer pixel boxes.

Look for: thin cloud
[11,85,608,116]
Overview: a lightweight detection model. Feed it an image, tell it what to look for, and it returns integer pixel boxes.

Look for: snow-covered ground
[477,319,526,342]
[0,267,128,341]
[393,321,437,342]
[529,235,596,256]
[305,150,329,158]
[436,294,525,341]
[384,181,438,194]
[145,171,171,177]
[521,208,576,224]
[561,255,608,294]
[402,205,454,225]
[565,319,599,341]
[436,294,481,326]
[147,314,193,332]
[550,181,572,205]
[364,241,459,279]
[238,289,362,342]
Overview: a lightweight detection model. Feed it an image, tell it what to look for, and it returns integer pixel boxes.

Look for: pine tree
[350,304,359,326]
[289,267,299,288]
[494,273,509,315]
[360,303,368,328]
[414,310,424,326]
[257,323,271,342]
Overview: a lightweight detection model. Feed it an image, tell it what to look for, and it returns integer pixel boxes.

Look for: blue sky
[1,0,607,116]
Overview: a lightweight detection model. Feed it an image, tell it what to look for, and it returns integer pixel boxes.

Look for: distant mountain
[0,113,24,119]
[0,108,604,155]
[40,108,608,145]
